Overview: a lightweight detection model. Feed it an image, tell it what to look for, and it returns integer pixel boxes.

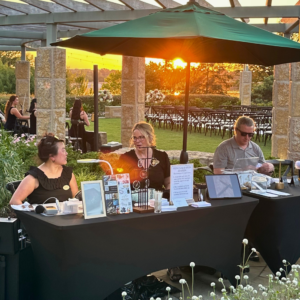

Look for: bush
[161,94,240,109]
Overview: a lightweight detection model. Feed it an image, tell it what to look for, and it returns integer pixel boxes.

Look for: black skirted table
[16,196,258,300]
[245,185,300,275]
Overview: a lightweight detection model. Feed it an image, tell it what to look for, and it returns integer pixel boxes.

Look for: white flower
[211,282,215,287]
[243,275,249,280]
[258,284,262,288]
[283,259,287,264]
[269,274,273,279]
[221,297,225,300]
[275,276,279,280]
[166,287,171,292]
[192,297,198,300]
[221,288,226,293]
[235,275,240,280]
[292,265,297,269]
[280,268,284,272]
[156,298,161,300]
[198,296,203,299]
[218,278,223,282]
[210,292,215,297]
[190,262,195,267]
[150,298,154,300]
[262,292,268,297]
[276,272,281,276]
[179,279,186,284]
[230,286,234,290]
[238,285,243,289]
[253,290,258,294]
[282,277,287,281]
[122,292,127,296]
[251,248,256,252]
[242,239,248,245]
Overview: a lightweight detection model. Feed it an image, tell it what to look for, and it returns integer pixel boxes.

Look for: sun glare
[173,59,187,69]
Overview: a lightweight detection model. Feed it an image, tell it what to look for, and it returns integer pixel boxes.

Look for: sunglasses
[236,128,255,138]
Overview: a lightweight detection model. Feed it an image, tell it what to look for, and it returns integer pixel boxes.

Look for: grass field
[85,118,272,158]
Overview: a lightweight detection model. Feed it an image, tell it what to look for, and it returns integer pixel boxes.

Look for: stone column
[271,64,290,159]
[121,56,145,147]
[35,47,66,140]
[287,62,300,162]
[15,61,30,115]
[239,69,252,105]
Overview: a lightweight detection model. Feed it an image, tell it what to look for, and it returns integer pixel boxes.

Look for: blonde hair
[130,122,156,147]
[234,116,256,135]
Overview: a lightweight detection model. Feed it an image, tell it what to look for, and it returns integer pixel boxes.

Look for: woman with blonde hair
[4,95,30,131]
[119,121,170,190]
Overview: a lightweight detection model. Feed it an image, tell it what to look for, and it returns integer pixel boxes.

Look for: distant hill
[68,68,118,82]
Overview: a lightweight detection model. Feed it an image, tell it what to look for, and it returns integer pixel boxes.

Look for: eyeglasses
[236,128,255,138]
[132,135,146,142]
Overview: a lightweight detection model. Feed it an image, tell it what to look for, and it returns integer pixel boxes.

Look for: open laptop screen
[205,174,242,200]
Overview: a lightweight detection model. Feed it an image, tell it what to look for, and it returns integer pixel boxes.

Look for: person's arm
[9,175,38,205]
[34,110,37,117]
[69,173,79,197]
[213,144,227,174]
[81,111,90,126]
[164,176,170,189]
[213,167,225,174]
[11,107,30,120]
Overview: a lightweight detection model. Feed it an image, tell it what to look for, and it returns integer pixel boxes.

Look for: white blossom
[276,272,281,276]
[253,290,258,294]
[282,277,287,281]
[230,286,234,290]
[166,287,171,292]
[198,296,203,299]
[221,289,226,293]
[179,279,186,284]
[251,248,256,252]
[244,275,249,280]
[190,262,195,267]
[280,268,284,272]
[210,292,215,297]
[235,275,240,280]
[192,297,198,300]
[292,265,297,269]
[242,239,248,245]
[122,292,127,296]
[211,283,215,287]
[218,278,223,283]
[262,292,268,297]
[269,275,273,279]
[283,259,287,264]
[238,285,244,289]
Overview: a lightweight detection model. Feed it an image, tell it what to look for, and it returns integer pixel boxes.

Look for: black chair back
[6,181,22,195]
[265,159,294,177]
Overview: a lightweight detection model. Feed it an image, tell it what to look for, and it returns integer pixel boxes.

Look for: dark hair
[4,95,18,120]
[72,99,83,120]
[29,98,37,113]
[37,133,64,162]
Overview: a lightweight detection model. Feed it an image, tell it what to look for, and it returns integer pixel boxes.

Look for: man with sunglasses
[213,116,272,175]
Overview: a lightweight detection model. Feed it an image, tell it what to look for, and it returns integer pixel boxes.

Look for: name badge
[63,185,70,190]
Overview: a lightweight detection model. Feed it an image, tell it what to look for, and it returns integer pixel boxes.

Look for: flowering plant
[98,90,113,102]
[146,89,165,103]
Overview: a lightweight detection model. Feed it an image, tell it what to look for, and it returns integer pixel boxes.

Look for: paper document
[162,206,177,212]
[11,202,34,211]
[189,202,211,208]
[171,198,189,208]
[266,189,290,196]
[250,191,278,197]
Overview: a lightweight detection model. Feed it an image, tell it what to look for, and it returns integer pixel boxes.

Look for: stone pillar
[239,69,252,105]
[15,61,30,115]
[287,62,300,162]
[121,56,145,147]
[271,64,290,159]
[35,47,66,140]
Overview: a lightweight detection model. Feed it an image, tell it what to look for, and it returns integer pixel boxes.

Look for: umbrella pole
[93,65,99,151]
[180,62,190,164]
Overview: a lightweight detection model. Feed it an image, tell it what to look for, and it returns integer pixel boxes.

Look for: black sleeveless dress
[29,110,36,134]
[4,107,16,130]
[25,166,73,204]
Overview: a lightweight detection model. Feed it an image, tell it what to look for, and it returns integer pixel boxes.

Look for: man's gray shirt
[213,137,265,170]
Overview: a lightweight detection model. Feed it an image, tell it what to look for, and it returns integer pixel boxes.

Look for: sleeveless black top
[4,107,16,130]
[25,166,73,204]
[29,110,36,134]
[69,116,85,138]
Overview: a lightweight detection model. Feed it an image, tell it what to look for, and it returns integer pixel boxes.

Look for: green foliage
[161,94,240,109]
[102,70,122,94]
[0,61,16,94]
[251,75,273,106]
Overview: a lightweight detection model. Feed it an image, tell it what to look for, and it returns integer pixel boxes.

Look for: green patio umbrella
[52,0,300,163]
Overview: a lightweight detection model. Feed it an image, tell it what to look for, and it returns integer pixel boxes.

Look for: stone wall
[239,70,252,105]
[35,47,66,140]
[105,106,121,118]
[121,56,145,146]
[272,64,290,159]
[15,61,30,115]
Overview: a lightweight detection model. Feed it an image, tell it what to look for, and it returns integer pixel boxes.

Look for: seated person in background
[69,99,94,153]
[213,116,273,174]
[29,98,37,134]
[9,133,78,205]
[4,95,30,132]
[118,121,170,191]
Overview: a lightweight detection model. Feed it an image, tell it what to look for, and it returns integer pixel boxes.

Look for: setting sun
[173,58,187,69]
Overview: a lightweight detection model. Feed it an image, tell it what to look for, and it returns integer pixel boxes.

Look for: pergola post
[121,56,145,147]
[239,65,252,105]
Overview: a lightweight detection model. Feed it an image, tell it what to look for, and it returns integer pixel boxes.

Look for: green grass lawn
[85,118,272,158]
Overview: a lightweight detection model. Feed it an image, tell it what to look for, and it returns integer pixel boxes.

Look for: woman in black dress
[4,95,30,131]
[9,133,78,205]
[29,98,37,134]
[119,121,170,191]
[69,99,94,153]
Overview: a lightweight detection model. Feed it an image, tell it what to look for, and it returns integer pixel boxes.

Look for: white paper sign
[170,163,194,203]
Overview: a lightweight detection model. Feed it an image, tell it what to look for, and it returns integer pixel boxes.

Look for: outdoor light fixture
[77,159,113,175]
